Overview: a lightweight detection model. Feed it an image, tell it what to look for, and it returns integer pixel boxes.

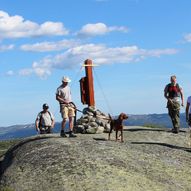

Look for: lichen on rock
[0,126,191,191]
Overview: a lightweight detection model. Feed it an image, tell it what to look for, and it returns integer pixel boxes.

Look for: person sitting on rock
[35,103,55,134]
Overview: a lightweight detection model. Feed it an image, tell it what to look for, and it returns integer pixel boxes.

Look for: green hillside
[0,139,20,157]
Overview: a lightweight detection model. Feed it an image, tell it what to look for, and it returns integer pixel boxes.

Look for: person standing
[35,103,55,134]
[56,76,77,138]
[186,96,191,128]
[186,96,191,146]
[164,75,184,133]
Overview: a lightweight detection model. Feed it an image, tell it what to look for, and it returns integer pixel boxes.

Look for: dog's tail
[108,113,112,122]
[108,114,113,135]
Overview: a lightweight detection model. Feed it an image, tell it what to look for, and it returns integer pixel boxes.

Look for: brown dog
[108,113,128,142]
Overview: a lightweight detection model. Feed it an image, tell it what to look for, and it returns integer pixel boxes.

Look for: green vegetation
[0,139,20,191]
[0,187,14,191]
[143,123,167,129]
[0,139,20,157]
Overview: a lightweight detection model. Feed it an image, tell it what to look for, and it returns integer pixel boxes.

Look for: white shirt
[56,85,72,103]
[36,111,54,126]
[187,96,191,114]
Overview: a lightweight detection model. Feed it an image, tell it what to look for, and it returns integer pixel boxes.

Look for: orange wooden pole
[85,59,95,107]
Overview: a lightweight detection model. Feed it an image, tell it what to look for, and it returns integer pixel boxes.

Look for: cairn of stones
[74,106,111,134]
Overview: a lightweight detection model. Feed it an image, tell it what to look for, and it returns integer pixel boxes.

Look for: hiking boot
[60,131,67,137]
[69,133,77,138]
[172,129,179,134]
[171,128,176,132]
[173,130,179,134]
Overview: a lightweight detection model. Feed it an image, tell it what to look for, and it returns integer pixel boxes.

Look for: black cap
[43,103,49,109]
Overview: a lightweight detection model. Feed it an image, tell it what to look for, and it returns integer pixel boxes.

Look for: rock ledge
[0,126,191,191]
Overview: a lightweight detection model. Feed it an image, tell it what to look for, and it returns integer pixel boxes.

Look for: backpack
[166,83,180,98]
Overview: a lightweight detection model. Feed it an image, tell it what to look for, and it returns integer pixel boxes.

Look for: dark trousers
[167,100,180,132]
[188,114,191,127]
[40,126,52,134]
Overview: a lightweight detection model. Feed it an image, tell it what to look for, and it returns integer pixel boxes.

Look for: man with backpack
[164,75,184,133]
[56,76,77,138]
[35,103,55,134]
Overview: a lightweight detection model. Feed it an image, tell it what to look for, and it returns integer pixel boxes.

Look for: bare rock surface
[0,126,191,191]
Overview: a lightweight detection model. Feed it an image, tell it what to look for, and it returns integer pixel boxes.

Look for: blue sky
[1,0,191,126]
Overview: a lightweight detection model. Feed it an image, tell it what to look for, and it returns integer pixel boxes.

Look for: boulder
[1,127,191,191]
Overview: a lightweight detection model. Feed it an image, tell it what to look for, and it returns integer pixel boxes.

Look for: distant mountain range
[125,113,187,128]
[0,123,62,141]
[0,113,188,140]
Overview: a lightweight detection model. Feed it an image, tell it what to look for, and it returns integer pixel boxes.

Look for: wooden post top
[79,59,95,107]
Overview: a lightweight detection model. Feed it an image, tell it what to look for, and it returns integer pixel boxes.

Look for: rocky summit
[0,126,191,191]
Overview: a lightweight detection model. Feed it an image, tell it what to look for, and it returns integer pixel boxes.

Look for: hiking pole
[75,108,83,113]
[68,102,83,113]
[67,102,111,121]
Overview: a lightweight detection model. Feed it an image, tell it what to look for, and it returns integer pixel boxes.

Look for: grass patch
[0,139,21,157]
[0,187,15,191]
[143,123,167,129]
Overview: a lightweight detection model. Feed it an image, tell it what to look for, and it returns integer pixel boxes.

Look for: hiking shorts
[60,104,75,119]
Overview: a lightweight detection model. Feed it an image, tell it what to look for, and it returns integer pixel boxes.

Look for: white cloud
[0,10,69,39]
[0,44,14,51]
[6,70,14,76]
[184,33,191,42]
[20,39,80,52]
[18,43,178,78]
[109,26,129,33]
[18,57,54,79]
[77,23,128,37]
[19,68,33,76]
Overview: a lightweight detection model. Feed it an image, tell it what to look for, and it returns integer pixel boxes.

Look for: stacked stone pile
[74,106,111,134]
